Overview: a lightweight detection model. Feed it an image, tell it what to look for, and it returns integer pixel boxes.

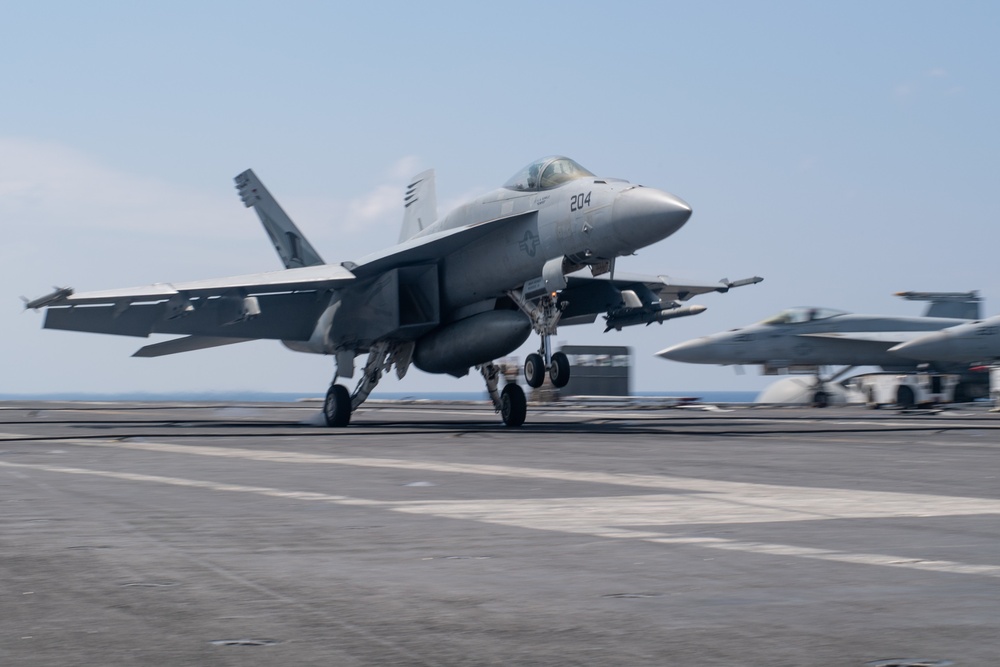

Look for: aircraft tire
[500,383,527,427]
[812,390,828,408]
[524,353,545,388]
[549,352,570,389]
[324,384,352,427]
[896,385,916,410]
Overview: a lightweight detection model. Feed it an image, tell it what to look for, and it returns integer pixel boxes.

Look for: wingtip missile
[718,276,764,292]
[22,287,74,310]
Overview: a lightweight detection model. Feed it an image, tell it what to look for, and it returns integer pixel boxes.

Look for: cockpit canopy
[759,307,848,325]
[503,156,595,192]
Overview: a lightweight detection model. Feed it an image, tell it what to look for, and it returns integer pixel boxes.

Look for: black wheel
[500,383,526,427]
[812,390,828,408]
[549,351,570,389]
[324,384,352,427]
[524,353,545,389]
[896,385,916,410]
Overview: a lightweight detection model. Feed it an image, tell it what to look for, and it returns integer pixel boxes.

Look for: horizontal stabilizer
[235,169,325,269]
[133,336,254,357]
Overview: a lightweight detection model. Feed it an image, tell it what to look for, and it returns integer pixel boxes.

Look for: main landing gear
[322,342,529,428]
[323,342,407,427]
[323,384,351,427]
[480,361,526,427]
[511,290,571,390]
[809,365,855,408]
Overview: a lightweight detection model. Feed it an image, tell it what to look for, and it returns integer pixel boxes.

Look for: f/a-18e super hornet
[657,291,986,405]
[28,156,760,426]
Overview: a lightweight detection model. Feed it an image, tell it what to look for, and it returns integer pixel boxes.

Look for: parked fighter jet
[657,291,984,405]
[28,156,760,426]
[891,314,1000,364]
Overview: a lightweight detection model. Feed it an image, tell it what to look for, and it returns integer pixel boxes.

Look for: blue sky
[4,1,999,396]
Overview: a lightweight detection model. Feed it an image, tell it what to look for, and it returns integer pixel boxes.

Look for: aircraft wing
[36,264,355,342]
[47,264,355,306]
[565,272,763,302]
[32,212,533,347]
[560,272,762,328]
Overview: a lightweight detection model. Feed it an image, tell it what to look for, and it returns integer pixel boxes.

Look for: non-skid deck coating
[2,400,999,666]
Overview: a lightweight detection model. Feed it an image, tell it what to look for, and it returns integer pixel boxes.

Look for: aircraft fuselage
[660,313,969,369]
[427,179,690,313]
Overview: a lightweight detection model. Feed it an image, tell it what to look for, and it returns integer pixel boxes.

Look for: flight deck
[2,400,999,666]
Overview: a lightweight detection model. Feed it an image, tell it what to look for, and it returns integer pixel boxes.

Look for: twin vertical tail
[235,169,325,269]
[398,169,438,243]
[895,291,981,320]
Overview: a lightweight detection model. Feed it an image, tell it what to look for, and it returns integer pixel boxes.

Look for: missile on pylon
[604,304,706,332]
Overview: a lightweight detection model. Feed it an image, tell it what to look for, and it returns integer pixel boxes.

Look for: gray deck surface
[2,400,998,666]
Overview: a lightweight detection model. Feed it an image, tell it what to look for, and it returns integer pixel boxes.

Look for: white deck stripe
[3,451,1000,580]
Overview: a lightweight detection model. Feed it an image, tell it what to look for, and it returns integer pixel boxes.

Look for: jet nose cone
[657,337,713,364]
[612,187,692,248]
[890,332,952,360]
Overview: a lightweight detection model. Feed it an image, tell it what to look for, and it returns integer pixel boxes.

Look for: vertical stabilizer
[895,291,981,320]
[399,169,437,242]
[235,169,325,269]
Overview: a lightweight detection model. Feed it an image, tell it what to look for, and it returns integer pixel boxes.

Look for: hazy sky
[4,1,999,397]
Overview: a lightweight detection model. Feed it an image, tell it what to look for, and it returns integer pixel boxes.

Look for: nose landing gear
[510,289,571,390]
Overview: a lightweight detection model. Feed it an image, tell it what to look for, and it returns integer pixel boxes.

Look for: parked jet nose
[612,187,692,249]
[656,336,717,364]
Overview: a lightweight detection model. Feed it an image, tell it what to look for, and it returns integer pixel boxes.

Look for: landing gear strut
[810,365,855,408]
[323,342,410,427]
[510,289,570,390]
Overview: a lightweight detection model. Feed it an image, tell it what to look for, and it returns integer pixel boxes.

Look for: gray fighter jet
[28,156,760,426]
[657,291,984,405]
[891,314,1000,364]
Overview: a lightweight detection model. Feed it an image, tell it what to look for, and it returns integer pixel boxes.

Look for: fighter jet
[656,291,984,405]
[891,314,1000,364]
[28,156,760,427]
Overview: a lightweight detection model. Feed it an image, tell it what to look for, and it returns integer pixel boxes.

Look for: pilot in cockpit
[527,163,540,190]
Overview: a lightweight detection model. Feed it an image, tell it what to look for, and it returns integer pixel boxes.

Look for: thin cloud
[0,136,245,238]
[0,137,427,254]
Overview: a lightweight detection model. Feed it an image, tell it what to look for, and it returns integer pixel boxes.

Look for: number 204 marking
[570,192,592,212]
